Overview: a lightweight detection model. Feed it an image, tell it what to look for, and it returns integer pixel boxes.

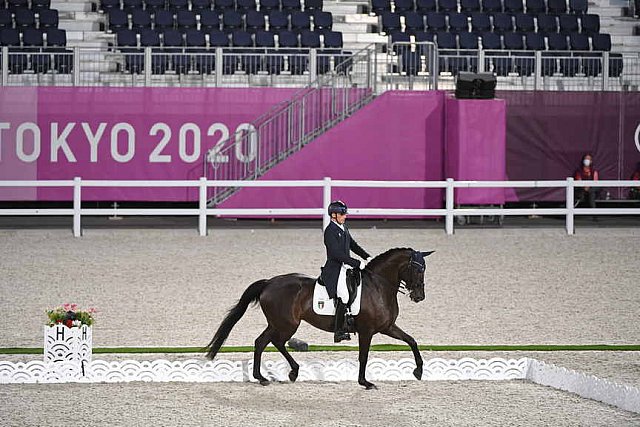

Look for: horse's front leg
[382,323,423,380]
[357,332,376,390]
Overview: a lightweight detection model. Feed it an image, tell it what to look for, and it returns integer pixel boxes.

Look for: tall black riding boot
[333,298,351,343]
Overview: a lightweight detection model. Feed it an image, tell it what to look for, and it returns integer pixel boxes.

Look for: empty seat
[117,28,144,73]
[209,29,230,45]
[394,0,414,13]
[503,31,523,49]
[547,0,566,14]
[231,28,252,45]
[312,10,331,32]
[109,9,128,32]
[404,11,425,34]
[426,12,446,32]
[100,0,120,11]
[304,0,323,12]
[117,28,137,46]
[177,10,197,30]
[381,11,401,34]
[200,10,221,31]
[259,0,279,13]
[537,14,558,34]
[460,0,480,14]
[492,13,514,33]
[390,30,410,54]
[580,14,599,34]
[290,10,310,32]
[281,0,301,11]
[15,8,35,27]
[591,33,622,77]
[481,0,502,13]
[236,0,257,11]
[470,12,490,32]
[559,14,578,33]
[481,31,501,48]
[23,27,51,73]
[400,50,421,75]
[0,28,26,74]
[525,0,545,14]
[231,29,258,72]
[191,0,211,10]
[139,28,167,73]
[504,0,523,14]
[569,0,587,14]
[524,30,543,49]
[277,29,298,47]
[145,0,165,11]
[214,0,234,10]
[161,29,188,73]
[245,9,265,31]
[222,10,243,32]
[31,0,51,11]
[448,12,468,33]
[46,27,66,45]
[459,31,477,48]
[123,0,143,9]
[0,10,11,28]
[8,0,28,10]
[504,31,530,74]
[570,33,598,75]
[154,10,174,31]
[482,32,510,75]
[546,33,579,76]
[371,0,391,15]
[268,10,288,32]
[438,0,456,12]
[185,27,205,45]
[255,29,282,73]
[47,28,73,73]
[169,0,189,9]
[415,0,436,13]
[514,13,534,32]
[131,9,152,29]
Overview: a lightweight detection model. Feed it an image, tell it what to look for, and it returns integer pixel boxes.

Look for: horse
[204,248,434,389]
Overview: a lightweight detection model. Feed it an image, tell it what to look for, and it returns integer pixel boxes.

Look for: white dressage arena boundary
[0,357,638,414]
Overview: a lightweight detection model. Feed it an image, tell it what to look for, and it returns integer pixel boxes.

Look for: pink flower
[62,303,71,311]
[70,303,78,311]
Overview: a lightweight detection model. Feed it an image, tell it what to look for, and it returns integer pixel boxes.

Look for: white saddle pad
[313,265,362,316]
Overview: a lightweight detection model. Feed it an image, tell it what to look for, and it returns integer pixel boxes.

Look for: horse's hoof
[259,379,270,386]
[289,370,299,382]
[359,380,377,390]
[413,366,423,380]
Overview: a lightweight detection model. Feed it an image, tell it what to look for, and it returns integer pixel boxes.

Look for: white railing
[0,177,638,237]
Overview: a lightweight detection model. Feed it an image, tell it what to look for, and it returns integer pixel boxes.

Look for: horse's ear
[421,251,435,258]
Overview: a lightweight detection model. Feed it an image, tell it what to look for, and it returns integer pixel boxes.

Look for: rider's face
[335,213,347,224]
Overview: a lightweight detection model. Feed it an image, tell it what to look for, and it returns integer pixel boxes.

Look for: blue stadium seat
[312,10,331,33]
[525,31,544,49]
[200,10,221,31]
[255,28,274,46]
[481,31,500,48]
[299,28,319,47]
[191,0,211,10]
[547,33,580,76]
[371,0,391,15]
[268,10,289,32]
[8,0,28,10]
[117,28,137,46]
[504,31,524,49]
[505,32,532,75]
[15,8,35,27]
[459,31,478,71]
[31,0,51,11]
[0,28,26,73]
[323,29,342,48]
[259,0,279,13]
[222,10,243,32]
[161,29,188,73]
[0,9,12,28]
[185,27,205,45]
[177,10,197,31]
[559,14,578,34]
[390,31,410,54]
[569,0,587,14]
[290,10,310,32]
[504,0,523,14]
[154,10,175,31]
[100,0,120,11]
[123,0,142,9]
[401,50,421,75]
[46,27,66,46]
[537,14,558,34]
[437,0,456,13]
[448,13,468,33]
[277,29,298,47]
[591,33,622,77]
[460,0,480,14]
[255,29,282,73]
[144,0,165,11]
[415,0,436,14]
[131,9,152,30]
[47,28,73,74]
[281,0,301,11]
[426,12,446,32]
[232,28,253,45]
[580,14,599,34]
[483,32,511,75]
[231,29,258,73]
[209,28,230,45]
[139,28,167,73]
[481,0,501,13]
[109,9,128,32]
[394,0,414,13]
[437,31,464,74]
[492,13,514,33]
[304,0,322,12]
[404,12,425,34]
[525,0,545,14]
[236,0,257,12]
[381,11,401,34]
[209,30,236,74]
[22,27,50,73]
[514,13,534,32]
[570,33,598,75]
[214,0,234,11]
[117,29,144,74]
[245,9,265,32]
[470,12,490,32]
[547,0,566,14]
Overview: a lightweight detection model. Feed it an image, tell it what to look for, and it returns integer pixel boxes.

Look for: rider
[320,200,371,343]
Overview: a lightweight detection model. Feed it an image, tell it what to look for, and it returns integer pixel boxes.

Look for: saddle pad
[313,266,362,316]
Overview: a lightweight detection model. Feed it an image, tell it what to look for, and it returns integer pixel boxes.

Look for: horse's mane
[366,247,412,271]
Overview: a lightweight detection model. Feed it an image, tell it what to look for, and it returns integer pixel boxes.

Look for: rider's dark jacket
[320,221,370,299]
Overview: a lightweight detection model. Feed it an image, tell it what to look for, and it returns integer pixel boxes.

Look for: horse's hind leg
[271,331,300,382]
[253,326,274,385]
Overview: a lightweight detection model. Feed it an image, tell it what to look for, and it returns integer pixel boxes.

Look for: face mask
[583,159,591,167]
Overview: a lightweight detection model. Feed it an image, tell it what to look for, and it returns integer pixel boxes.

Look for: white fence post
[199,177,207,237]
[566,177,574,235]
[73,177,81,237]
[323,177,331,231]
[445,178,454,235]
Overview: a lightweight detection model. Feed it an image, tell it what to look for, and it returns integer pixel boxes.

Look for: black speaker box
[455,72,497,99]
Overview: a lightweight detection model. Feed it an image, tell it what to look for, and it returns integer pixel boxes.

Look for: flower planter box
[44,324,92,366]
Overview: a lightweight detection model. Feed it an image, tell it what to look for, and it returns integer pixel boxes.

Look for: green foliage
[46,303,96,327]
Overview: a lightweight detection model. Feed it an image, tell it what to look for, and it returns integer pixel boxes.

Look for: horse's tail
[204,279,270,360]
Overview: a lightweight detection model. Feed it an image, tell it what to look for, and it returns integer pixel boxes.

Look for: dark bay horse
[205,248,434,389]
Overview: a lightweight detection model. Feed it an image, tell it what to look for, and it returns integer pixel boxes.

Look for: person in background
[574,153,599,209]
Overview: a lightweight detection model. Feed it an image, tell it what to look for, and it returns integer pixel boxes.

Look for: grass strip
[1,344,639,355]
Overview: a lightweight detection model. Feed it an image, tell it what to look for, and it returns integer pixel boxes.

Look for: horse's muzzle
[410,289,425,302]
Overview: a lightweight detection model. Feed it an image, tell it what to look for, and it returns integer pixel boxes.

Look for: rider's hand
[359,260,366,270]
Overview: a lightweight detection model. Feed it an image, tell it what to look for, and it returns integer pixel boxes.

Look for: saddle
[313,268,363,317]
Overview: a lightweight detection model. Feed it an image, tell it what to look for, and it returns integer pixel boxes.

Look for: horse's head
[399,250,435,302]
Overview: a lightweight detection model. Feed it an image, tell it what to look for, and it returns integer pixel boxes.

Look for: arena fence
[0,177,638,237]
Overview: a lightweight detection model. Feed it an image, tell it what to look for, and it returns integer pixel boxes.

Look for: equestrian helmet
[328,200,348,216]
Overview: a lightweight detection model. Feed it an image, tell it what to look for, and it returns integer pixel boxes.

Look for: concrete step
[60,20,101,31]
[51,1,93,12]
[332,22,371,33]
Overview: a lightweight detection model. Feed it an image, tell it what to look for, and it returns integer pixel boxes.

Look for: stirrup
[334,331,351,343]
